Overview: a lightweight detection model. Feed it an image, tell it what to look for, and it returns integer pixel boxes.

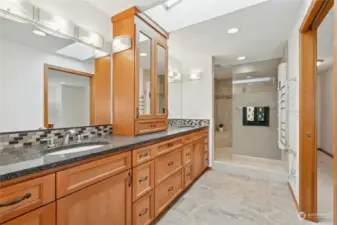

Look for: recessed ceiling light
[317,59,324,67]
[163,0,183,10]
[228,28,240,34]
[32,29,46,37]
[140,53,147,57]
[237,56,246,60]
[247,76,252,78]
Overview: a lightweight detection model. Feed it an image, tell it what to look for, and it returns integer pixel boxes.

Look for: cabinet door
[4,203,55,225]
[57,170,132,225]
[154,43,168,118]
[135,29,154,120]
[192,140,204,179]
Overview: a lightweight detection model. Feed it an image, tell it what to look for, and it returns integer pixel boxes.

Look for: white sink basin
[47,145,105,156]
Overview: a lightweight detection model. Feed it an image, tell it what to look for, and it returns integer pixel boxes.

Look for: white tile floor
[155,151,334,225]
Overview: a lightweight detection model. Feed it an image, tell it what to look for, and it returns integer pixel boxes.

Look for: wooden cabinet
[192,138,205,179]
[133,191,155,225]
[112,7,169,136]
[0,174,55,223]
[155,170,183,217]
[184,163,193,188]
[57,170,132,225]
[155,148,182,185]
[3,203,56,225]
[133,161,155,201]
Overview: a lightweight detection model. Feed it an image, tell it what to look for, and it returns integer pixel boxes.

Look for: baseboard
[288,183,299,213]
[317,148,333,158]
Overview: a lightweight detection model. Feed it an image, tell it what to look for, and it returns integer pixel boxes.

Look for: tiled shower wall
[0,125,113,150]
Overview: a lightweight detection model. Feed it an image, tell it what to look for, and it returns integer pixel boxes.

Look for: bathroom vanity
[0,127,209,225]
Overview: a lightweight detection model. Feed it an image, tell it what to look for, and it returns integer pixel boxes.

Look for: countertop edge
[0,126,208,184]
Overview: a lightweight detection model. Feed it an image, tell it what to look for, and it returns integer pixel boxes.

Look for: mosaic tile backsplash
[168,119,210,127]
[0,125,113,150]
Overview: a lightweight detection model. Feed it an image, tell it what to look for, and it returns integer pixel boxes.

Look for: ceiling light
[163,0,183,10]
[140,53,147,57]
[246,76,252,78]
[228,28,239,34]
[32,29,46,37]
[317,59,324,67]
[233,77,273,84]
[95,49,109,58]
[237,56,246,61]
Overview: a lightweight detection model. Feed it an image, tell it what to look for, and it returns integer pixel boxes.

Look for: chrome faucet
[62,129,76,146]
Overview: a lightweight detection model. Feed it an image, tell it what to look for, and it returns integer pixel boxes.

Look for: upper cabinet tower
[112,7,169,136]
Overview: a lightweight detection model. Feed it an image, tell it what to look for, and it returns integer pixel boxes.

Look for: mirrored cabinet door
[155,44,168,117]
[137,31,153,118]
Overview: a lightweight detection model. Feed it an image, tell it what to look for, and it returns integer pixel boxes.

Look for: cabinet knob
[168,186,174,192]
[168,161,174,166]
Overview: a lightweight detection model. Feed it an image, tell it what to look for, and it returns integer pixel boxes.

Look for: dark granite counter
[0,126,208,182]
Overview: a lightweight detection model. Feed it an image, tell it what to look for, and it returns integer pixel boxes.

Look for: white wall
[0,38,94,132]
[317,66,334,155]
[287,0,312,202]
[179,56,214,165]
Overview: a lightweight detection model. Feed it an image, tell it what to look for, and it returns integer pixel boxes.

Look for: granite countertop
[0,126,208,182]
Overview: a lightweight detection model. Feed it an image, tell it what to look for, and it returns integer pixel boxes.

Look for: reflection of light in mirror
[0,0,33,21]
[140,52,147,56]
[232,77,273,84]
[32,29,46,37]
[57,42,95,61]
[94,49,109,58]
[168,67,182,82]
[317,59,324,67]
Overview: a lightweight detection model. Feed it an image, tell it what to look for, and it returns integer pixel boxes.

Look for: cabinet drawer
[135,120,167,135]
[133,191,154,225]
[56,151,131,198]
[183,134,195,145]
[154,137,183,157]
[0,174,55,223]
[3,203,56,225]
[155,170,183,217]
[133,161,155,202]
[184,163,193,188]
[155,148,182,185]
[132,145,155,167]
[183,145,193,165]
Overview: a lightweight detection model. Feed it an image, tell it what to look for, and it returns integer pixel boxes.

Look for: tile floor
[155,170,310,225]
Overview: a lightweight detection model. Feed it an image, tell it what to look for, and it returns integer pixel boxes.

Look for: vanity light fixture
[237,56,246,60]
[228,28,239,34]
[112,36,131,53]
[317,59,324,67]
[163,0,183,10]
[140,53,147,56]
[189,69,202,81]
[32,29,46,37]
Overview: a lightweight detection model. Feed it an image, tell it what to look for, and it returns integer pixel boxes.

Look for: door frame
[298,0,334,222]
[43,64,94,128]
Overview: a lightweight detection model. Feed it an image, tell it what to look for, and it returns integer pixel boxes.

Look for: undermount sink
[46,143,107,156]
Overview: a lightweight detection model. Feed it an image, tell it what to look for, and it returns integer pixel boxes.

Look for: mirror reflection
[0,15,105,132]
[168,55,183,119]
[156,45,167,115]
[138,32,152,116]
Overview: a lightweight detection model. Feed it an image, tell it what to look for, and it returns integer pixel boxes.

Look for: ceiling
[317,8,334,73]
[168,0,303,66]
[215,58,281,80]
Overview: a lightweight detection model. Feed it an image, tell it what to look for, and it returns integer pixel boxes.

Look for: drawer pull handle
[139,208,148,217]
[139,176,148,183]
[0,193,31,207]
[168,162,174,166]
[168,143,174,147]
[187,173,192,176]
[139,152,149,158]
[185,153,190,156]
[168,186,174,192]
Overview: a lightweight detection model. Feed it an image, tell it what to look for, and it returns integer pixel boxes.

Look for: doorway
[298,0,334,223]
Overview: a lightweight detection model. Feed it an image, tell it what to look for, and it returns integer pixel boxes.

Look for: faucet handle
[41,137,56,148]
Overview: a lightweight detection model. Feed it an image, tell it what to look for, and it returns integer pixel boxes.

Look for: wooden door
[192,139,204,179]
[57,170,132,225]
[154,42,168,119]
[3,203,55,225]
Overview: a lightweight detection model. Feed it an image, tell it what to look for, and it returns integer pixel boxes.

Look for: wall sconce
[113,36,131,53]
[189,69,202,81]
